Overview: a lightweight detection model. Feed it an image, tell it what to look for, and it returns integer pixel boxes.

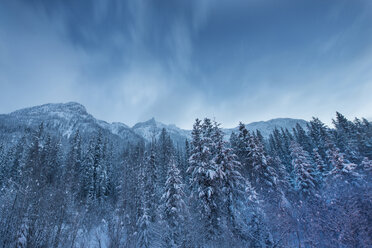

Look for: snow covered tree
[213,126,258,241]
[137,207,151,248]
[361,157,372,173]
[157,128,174,188]
[327,146,356,176]
[308,117,329,159]
[247,211,273,248]
[82,130,110,204]
[88,132,103,202]
[0,143,5,187]
[290,142,316,197]
[268,128,293,170]
[332,112,361,163]
[187,118,224,243]
[312,148,327,188]
[293,123,313,153]
[248,135,278,194]
[232,123,250,171]
[136,165,157,248]
[145,143,159,222]
[66,130,82,201]
[233,123,277,194]
[161,159,186,247]
[137,202,152,248]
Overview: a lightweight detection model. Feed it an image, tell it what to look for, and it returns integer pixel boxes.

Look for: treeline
[0,112,371,247]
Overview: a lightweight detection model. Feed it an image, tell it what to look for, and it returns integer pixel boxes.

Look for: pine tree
[247,211,272,248]
[39,134,60,186]
[233,123,250,171]
[308,117,330,159]
[145,143,158,222]
[157,128,174,189]
[333,112,360,162]
[293,123,313,153]
[357,119,372,159]
[66,130,82,201]
[248,135,278,194]
[187,118,223,243]
[326,146,357,177]
[136,166,154,248]
[161,159,186,247]
[312,148,327,187]
[137,193,152,248]
[290,142,316,197]
[213,125,257,239]
[80,138,95,202]
[361,157,372,172]
[84,130,107,203]
[0,143,4,187]
[9,136,27,184]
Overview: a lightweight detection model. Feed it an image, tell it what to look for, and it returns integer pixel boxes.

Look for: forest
[0,112,371,247]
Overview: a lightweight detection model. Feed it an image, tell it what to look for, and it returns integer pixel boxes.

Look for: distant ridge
[1,103,308,147]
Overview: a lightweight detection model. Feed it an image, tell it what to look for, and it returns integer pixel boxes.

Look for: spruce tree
[290,142,316,197]
[312,148,327,187]
[137,168,152,248]
[248,135,277,194]
[145,143,158,222]
[161,159,186,247]
[326,146,357,177]
[66,130,82,201]
[187,118,223,243]
[157,128,174,189]
[213,125,257,239]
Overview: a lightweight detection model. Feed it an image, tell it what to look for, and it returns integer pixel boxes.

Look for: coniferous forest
[0,110,371,248]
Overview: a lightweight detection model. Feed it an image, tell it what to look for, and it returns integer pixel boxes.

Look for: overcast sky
[0,0,372,128]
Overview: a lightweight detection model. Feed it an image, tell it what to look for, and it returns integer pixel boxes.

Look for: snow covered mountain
[132,118,191,146]
[0,102,308,148]
[223,118,308,139]
[0,102,143,148]
[131,117,308,144]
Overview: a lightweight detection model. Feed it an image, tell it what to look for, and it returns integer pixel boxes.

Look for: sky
[0,0,372,129]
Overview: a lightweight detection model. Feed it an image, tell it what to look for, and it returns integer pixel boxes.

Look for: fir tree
[157,128,174,188]
[145,143,158,222]
[248,135,277,194]
[161,159,186,247]
[312,148,327,187]
[213,125,257,239]
[326,146,357,177]
[361,157,372,172]
[187,118,223,243]
[137,166,155,248]
[293,123,313,153]
[66,130,82,201]
[290,142,316,197]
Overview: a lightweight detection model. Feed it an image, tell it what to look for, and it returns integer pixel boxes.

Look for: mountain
[0,102,143,149]
[223,118,308,139]
[0,102,308,149]
[132,117,191,146]
[131,117,308,145]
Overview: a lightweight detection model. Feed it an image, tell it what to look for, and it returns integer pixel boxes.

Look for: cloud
[0,0,371,129]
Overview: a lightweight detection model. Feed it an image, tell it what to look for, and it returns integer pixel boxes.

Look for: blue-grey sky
[1,0,372,128]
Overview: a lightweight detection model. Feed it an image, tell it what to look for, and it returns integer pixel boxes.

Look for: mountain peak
[10,102,88,116]
[62,102,87,113]
[132,117,157,129]
[147,117,156,124]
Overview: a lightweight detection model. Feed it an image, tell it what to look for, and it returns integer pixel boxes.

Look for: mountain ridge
[1,102,308,146]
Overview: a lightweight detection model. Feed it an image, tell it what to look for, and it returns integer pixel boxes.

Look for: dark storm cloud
[0,0,371,128]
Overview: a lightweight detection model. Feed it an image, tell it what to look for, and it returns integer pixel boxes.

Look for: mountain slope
[0,102,143,148]
[0,102,308,149]
[132,117,191,146]
[223,118,308,138]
